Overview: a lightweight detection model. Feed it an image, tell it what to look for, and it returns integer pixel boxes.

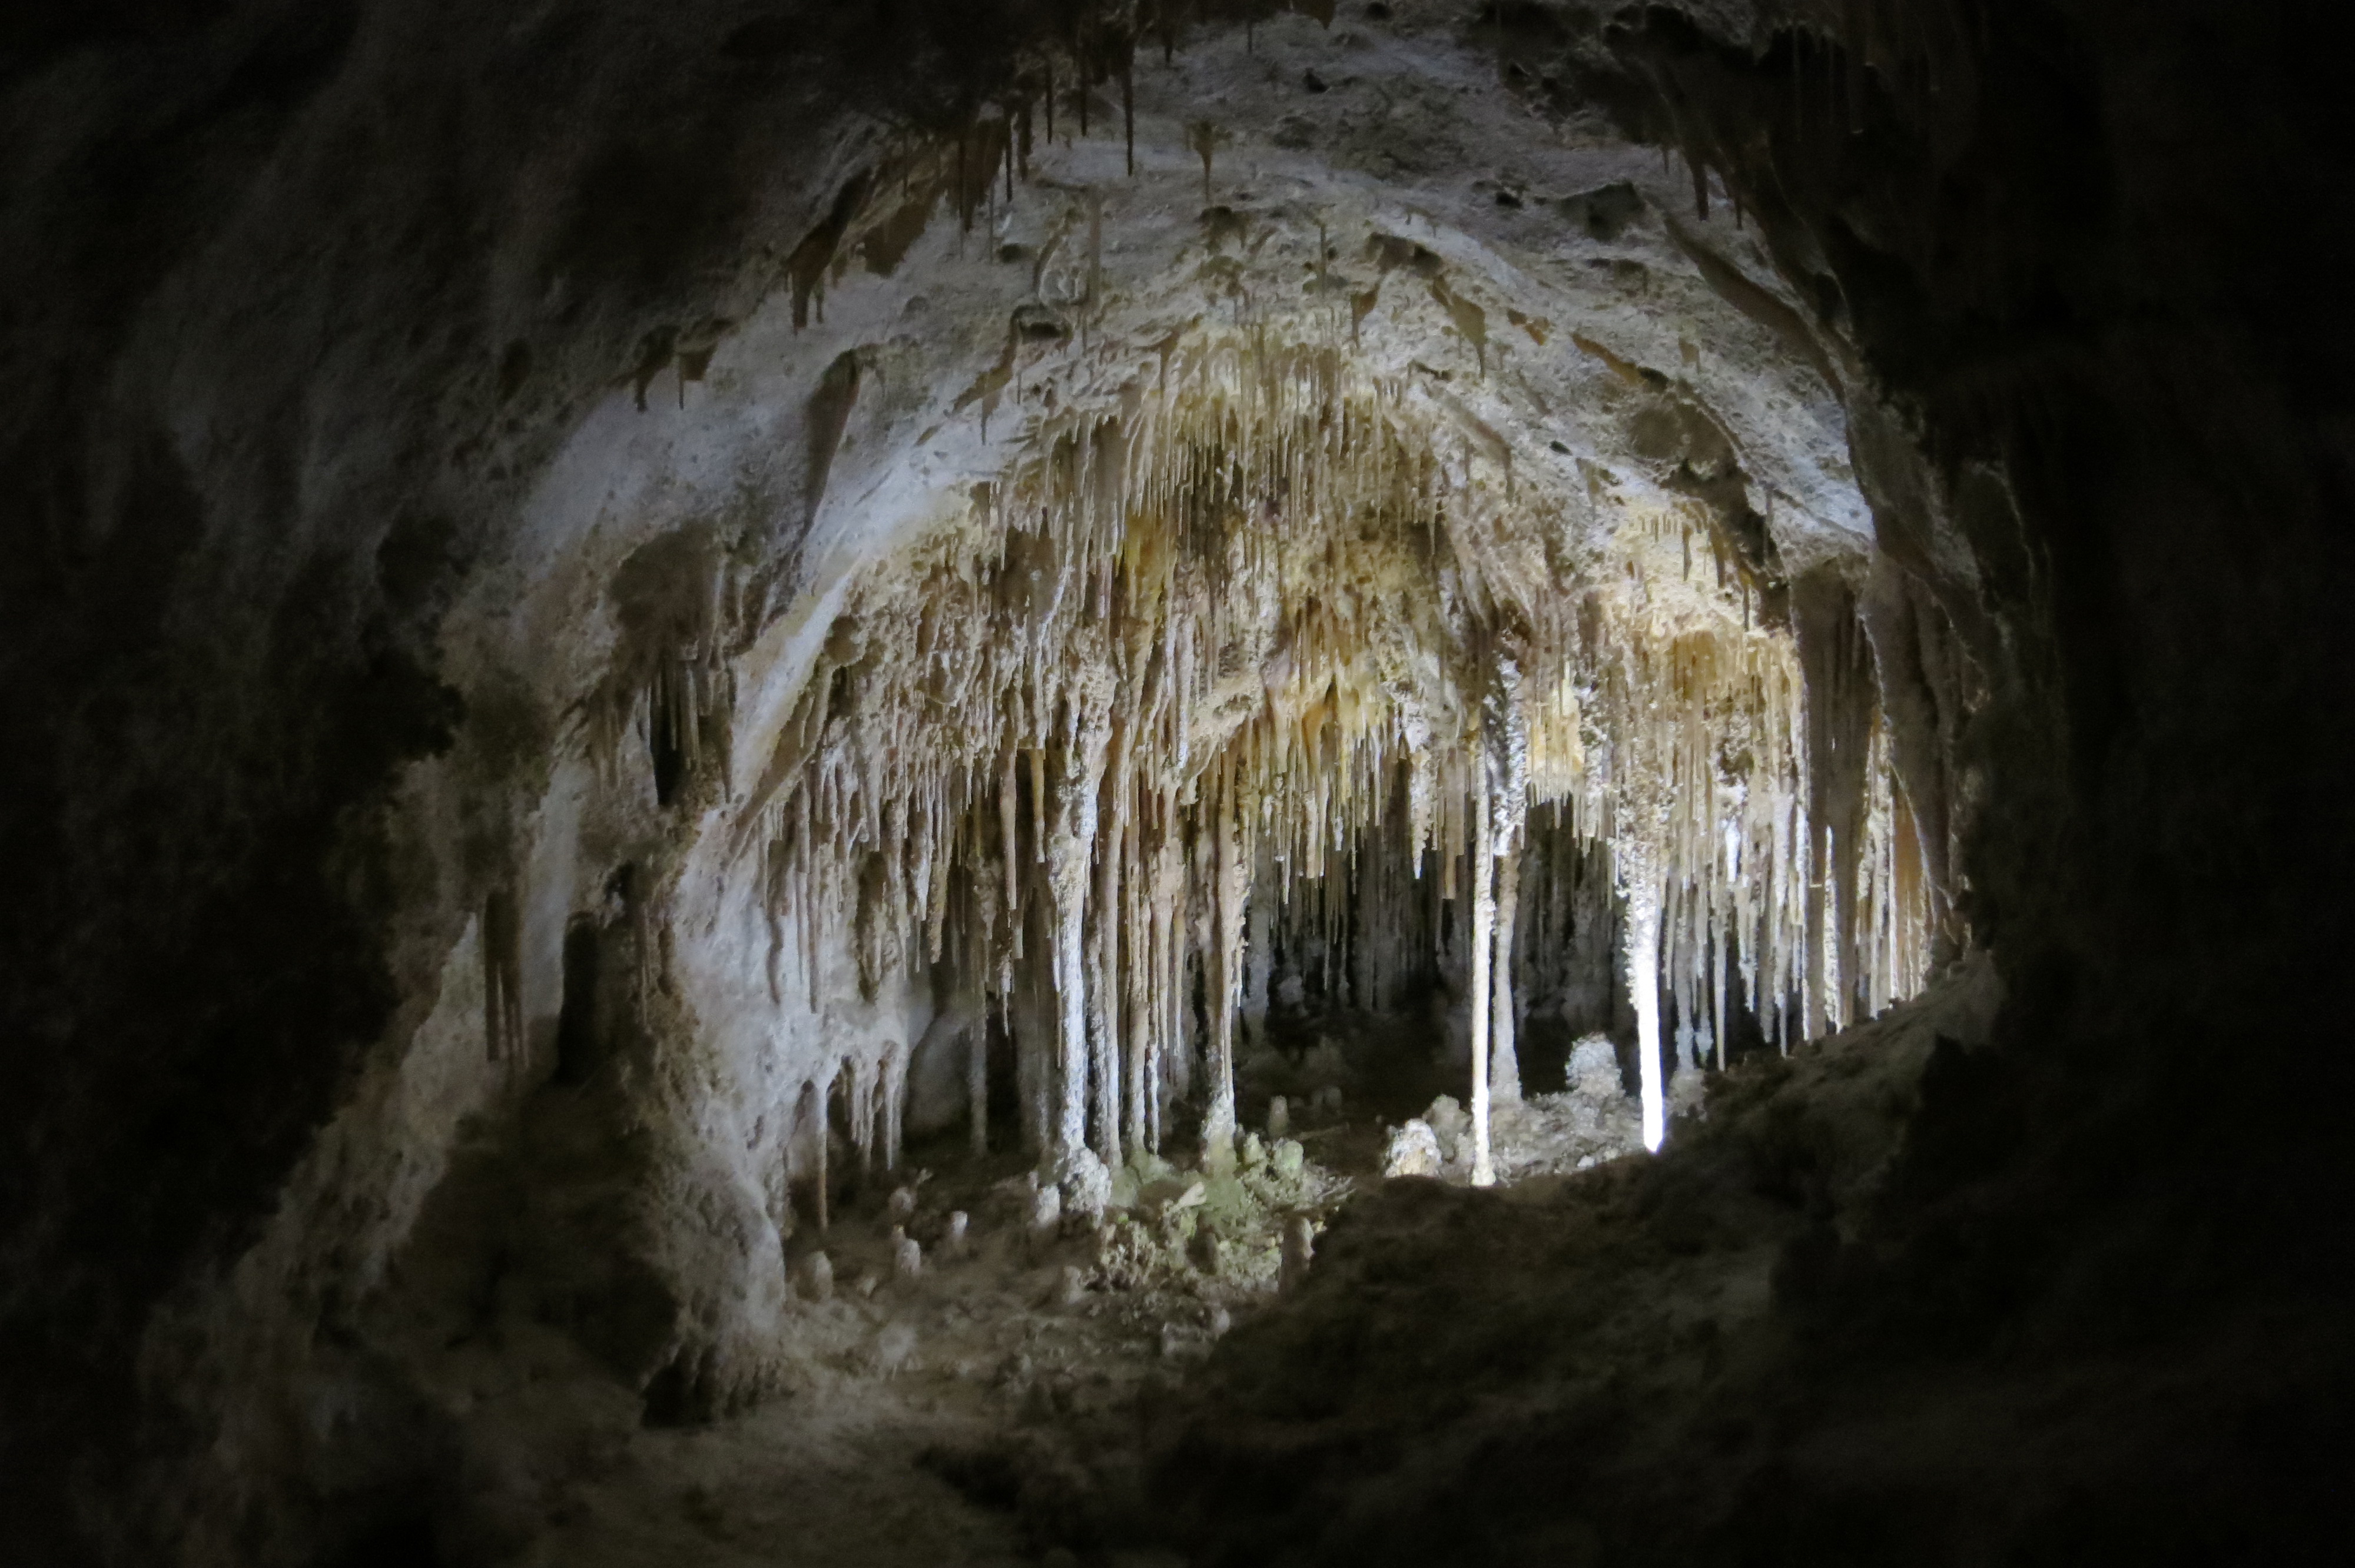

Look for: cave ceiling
[452,4,1933,1142]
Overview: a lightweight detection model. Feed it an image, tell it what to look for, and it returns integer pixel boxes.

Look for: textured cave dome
[3,1,2351,1565]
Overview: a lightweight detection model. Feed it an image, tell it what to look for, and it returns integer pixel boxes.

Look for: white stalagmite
[1468,750,1497,1188]
[1623,851,1667,1154]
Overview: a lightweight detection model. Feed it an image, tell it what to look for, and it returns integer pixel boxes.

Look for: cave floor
[503,1010,1654,1567]
[510,1145,1209,1567]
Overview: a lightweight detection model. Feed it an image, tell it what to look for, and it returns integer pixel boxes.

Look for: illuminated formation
[741,328,1935,1187]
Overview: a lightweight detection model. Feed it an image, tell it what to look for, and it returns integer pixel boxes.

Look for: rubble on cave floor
[1388,1032,1661,1184]
[508,1014,1681,1567]
[1234,1010,1661,1188]
[506,1125,1349,1567]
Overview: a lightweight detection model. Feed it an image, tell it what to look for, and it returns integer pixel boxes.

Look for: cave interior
[2,1,2351,1564]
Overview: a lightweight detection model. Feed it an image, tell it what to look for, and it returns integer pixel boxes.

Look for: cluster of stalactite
[745,328,1933,1191]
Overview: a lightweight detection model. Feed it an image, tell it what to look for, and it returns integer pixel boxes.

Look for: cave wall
[1565,0,2355,1331]
[0,2,951,1555]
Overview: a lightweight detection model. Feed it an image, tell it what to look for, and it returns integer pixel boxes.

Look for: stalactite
[851,1056,876,1181]
[882,1044,908,1173]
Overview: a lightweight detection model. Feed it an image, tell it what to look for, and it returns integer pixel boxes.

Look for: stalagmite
[1059,1148,1112,1221]
[801,1251,835,1303]
[1468,753,1497,1188]
[1024,1174,1062,1250]
[1375,1111,1451,1172]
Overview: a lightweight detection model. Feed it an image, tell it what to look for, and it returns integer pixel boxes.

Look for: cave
[4,1,2350,1563]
